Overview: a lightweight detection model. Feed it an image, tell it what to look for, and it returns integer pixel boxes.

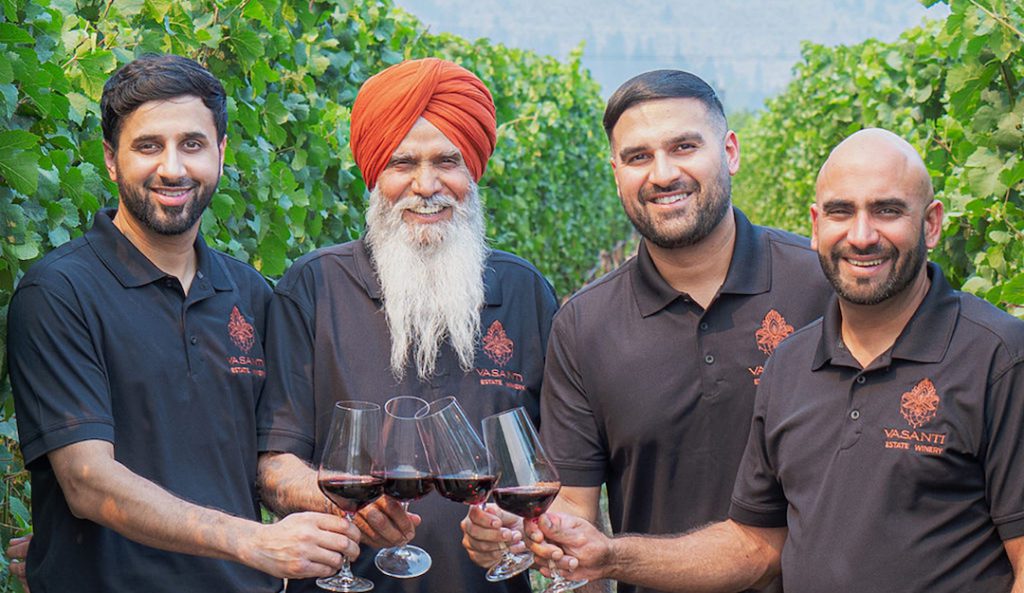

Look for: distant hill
[396,0,948,112]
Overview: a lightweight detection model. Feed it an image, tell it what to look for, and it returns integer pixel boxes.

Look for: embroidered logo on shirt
[900,378,939,428]
[748,309,794,385]
[882,378,946,455]
[482,320,514,367]
[755,309,794,356]
[228,306,256,353]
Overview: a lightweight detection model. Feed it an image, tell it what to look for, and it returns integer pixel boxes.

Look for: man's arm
[1006,536,1024,593]
[51,440,359,579]
[526,513,784,593]
[547,486,612,593]
[258,451,418,548]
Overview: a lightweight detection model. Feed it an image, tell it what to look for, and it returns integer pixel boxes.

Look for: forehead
[816,150,918,206]
[392,117,462,158]
[118,95,217,141]
[610,97,718,151]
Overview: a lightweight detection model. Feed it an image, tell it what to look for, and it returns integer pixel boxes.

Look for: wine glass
[373,396,434,578]
[483,407,587,593]
[317,401,385,592]
[417,397,532,582]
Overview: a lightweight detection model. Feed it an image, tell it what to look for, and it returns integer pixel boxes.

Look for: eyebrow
[130,131,210,145]
[388,149,464,164]
[821,197,911,210]
[617,132,705,162]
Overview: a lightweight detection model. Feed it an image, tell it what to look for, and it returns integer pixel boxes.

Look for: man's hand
[351,496,421,548]
[460,503,525,567]
[243,512,361,579]
[6,534,30,592]
[524,512,612,582]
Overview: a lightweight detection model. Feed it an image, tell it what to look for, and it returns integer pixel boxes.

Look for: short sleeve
[539,303,607,487]
[256,269,318,460]
[728,355,788,528]
[8,280,114,466]
[983,360,1024,540]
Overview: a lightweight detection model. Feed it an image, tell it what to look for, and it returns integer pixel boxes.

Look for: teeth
[155,188,191,197]
[651,193,690,205]
[847,258,884,267]
[410,204,444,215]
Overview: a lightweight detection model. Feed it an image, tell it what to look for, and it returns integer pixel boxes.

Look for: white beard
[364,182,488,381]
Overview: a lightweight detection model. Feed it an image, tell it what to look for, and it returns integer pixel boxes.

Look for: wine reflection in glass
[483,407,587,593]
[416,397,531,581]
[317,401,385,592]
[373,396,434,578]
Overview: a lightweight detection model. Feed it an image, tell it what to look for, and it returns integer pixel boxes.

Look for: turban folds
[350,58,497,190]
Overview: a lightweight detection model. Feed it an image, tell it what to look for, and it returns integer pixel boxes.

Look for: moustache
[639,180,700,203]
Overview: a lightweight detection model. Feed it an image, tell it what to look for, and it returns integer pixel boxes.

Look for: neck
[645,210,737,309]
[113,209,200,294]
[838,266,931,368]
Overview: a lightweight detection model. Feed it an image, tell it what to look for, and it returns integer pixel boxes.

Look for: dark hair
[101,54,227,150]
[603,70,726,141]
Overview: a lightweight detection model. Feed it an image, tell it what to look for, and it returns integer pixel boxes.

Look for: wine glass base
[316,573,375,592]
[374,544,432,578]
[485,550,534,582]
[543,577,588,593]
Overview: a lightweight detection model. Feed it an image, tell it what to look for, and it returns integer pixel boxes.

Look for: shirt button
[850,409,861,420]
[699,322,709,331]
[704,354,715,365]
[856,375,866,384]
[190,336,199,345]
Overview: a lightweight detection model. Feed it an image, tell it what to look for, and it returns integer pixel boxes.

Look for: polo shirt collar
[86,208,232,291]
[812,262,959,370]
[354,238,502,306]
[632,207,770,317]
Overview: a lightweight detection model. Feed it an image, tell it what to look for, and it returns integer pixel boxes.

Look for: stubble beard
[627,164,732,250]
[117,174,215,236]
[365,182,488,381]
[819,230,927,306]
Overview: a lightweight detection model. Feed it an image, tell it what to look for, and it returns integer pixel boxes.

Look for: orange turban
[350,58,497,190]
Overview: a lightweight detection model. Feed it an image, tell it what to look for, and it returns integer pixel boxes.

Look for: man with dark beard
[461,70,832,593]
[518,128,1024,593]
[6,54,359,592]
[256,57,558,593]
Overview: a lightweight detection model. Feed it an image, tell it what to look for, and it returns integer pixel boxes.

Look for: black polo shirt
[540,209,831,593]
[258,238,558,593]
[729,263,1024,592]
[7,209,277,593]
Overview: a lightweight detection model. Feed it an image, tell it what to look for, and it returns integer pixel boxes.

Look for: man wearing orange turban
[258,58,557,593]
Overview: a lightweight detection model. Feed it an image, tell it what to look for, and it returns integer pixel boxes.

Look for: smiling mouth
[649,192,693,205]
[845,257,887,267]
[408,203,448,215]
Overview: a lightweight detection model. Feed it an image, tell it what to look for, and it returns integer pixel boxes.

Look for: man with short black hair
[7,54,359,592]
[256,57,558,593]
[461,69,832,593]
[523,128,1024,593]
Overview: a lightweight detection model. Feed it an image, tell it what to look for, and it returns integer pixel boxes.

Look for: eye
[182,139,204,151]
[673,142,697,152]
[136,142,161,153]
[624,153,650,165]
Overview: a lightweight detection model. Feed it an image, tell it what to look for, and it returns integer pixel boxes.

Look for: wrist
[602,535,625,581]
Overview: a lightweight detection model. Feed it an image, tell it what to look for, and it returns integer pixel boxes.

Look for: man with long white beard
[256,57,558,593]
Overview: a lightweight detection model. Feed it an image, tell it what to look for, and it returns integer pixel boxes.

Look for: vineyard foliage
[733,0,1024,314]
[0,0,627,587]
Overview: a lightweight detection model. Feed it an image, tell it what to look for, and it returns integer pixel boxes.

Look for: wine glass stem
[336,512,358,581]
[399,501,411,546]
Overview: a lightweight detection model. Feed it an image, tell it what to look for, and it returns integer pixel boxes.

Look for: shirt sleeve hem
[995,514,1024,541]
[20,420,115,466]
[728,498,787,528]
[257,429,314,461]
[552,465,605,487]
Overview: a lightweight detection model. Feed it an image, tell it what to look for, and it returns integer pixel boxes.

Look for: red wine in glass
[318,474,386,514]
[491,483,561,519]
[374,469,435,502]
[433,473,495,505]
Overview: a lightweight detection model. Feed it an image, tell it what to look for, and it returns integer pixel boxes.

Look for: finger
[359,500,408,544]
[467,504,502,528]
[378,497,416,537]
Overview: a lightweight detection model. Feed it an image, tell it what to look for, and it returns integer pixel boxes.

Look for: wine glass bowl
[372,396,434,579]
[316,401,384,592]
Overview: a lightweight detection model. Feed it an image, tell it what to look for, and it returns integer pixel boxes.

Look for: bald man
[256,58,557,593]
[522,128,1024,593]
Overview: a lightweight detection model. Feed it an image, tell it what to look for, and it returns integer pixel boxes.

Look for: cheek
[443,172,472,201]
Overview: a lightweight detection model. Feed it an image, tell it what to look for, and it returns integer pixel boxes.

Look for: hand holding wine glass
[372,396,434,578]
[483,407,587,593]
[317,401,385,592]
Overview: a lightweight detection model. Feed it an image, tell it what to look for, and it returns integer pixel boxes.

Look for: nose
[648,151,680,188]
[157,147,186,179]
[846,211,880,250]
[410,164,442,197]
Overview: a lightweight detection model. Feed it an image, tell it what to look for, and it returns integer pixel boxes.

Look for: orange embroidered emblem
[900,378,940,429]
[755,309,794,356]
[228,306,256,353]
[482,320,514,367]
